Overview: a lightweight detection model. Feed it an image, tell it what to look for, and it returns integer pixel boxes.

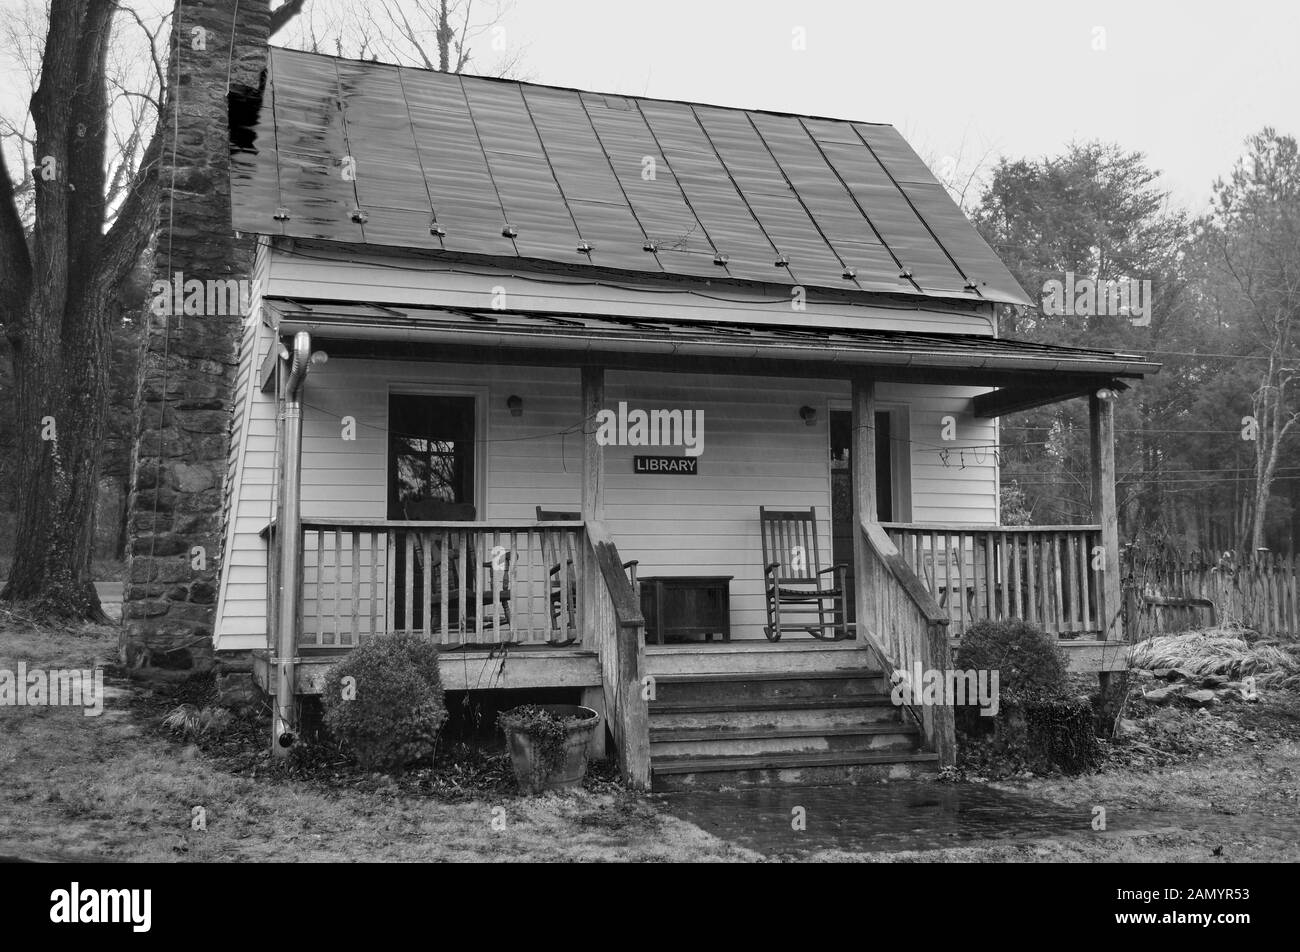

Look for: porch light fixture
[507,395,523,417]
[310,350,328,367]
[1096,388,1117,401]
[799,405,817,426]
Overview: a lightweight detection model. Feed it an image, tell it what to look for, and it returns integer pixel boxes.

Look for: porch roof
[264,297,1158,414]
[231,48,1032,308]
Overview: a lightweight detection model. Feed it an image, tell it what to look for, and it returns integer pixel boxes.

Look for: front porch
[252,518,1126,685]
[245,319,1149,790]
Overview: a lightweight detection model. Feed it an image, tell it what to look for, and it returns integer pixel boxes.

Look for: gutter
[273,331,314,755]
[272,314,1159,378]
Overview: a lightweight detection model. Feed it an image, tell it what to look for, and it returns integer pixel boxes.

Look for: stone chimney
[121,0,272,670]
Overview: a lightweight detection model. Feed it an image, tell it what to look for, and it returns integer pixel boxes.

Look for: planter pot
[502,704,602,794]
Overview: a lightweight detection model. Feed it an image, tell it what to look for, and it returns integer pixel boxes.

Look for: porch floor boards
[250,645,601,694]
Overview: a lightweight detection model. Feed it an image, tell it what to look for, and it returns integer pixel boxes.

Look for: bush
[955,619,1070,703]
[320,634,448,772]
[162,703,233,740]
[954,620,1099,775]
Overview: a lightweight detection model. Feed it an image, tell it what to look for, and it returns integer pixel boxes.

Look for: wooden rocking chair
[536,508,638,643]
[759,506,850,641]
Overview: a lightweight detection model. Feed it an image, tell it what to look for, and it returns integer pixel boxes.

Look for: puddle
[659,782,1298,855]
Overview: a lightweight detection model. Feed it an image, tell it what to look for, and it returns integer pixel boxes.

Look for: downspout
[273,331,313,755]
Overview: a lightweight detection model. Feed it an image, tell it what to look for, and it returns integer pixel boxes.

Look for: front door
[830,410,894,624]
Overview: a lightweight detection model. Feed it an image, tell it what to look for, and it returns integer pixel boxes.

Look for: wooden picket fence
[1123,548,1300,639]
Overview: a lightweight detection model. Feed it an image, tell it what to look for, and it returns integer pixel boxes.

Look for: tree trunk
[2,289,112,620]
[0,0,121,621]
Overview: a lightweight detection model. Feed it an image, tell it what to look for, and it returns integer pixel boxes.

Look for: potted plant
[498,703,602,793]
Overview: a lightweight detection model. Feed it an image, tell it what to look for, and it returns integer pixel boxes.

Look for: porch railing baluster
[438,530,449,644]
[881,523,1108,643]
[338,528,348,647]
[350,530,360,646]
[421,528,432,640]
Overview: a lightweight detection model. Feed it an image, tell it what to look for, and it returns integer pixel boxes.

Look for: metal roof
[264,298,1157,378]
[232,48,1034,307]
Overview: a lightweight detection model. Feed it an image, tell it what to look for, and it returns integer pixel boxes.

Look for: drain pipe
[273,331,313,756]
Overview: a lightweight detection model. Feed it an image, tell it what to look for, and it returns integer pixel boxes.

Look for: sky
[492,0,1299,212]
[1,0,1295,213]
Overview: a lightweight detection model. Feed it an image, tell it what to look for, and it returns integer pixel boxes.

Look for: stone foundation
[214,651,262,712]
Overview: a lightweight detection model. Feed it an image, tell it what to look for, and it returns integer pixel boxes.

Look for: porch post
[850,374,877,637]
[580,366,608,758]
[1089,389,1122,642]
[581,366,605,521]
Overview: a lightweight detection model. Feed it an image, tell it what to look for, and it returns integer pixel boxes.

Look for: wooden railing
[583,520,649,789]
[882,523,1105,638]
[291,519,587,647]
[858,521,955,764]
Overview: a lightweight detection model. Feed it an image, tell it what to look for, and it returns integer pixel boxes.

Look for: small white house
[220,48,1156,788]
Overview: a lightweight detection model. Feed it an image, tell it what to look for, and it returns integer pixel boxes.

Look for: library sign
[634,456,698,475]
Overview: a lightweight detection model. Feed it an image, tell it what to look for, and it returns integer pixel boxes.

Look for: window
[387,394,476,520]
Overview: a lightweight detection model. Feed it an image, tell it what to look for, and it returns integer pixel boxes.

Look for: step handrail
[859,519,956,765]
[582,520,650,789]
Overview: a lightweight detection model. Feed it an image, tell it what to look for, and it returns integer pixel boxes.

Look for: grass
[1,617,1298,862]
[0,616,754,862]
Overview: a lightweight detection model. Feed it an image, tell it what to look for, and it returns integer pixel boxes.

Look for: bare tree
[1205,129,1300,550]
[279,0,529,77]
[0,0,304,620]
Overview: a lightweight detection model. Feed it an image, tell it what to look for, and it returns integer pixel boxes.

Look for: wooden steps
[644,649,934,790]
[651,669,888,703]
[650,723,921,758]
[651,750,939,791]
[644,640,867,676]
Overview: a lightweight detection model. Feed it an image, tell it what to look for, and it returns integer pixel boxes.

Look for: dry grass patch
[0,618,752,862]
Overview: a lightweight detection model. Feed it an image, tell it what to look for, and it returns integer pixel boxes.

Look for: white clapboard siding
[214,238,272,642]
[266,245,995,335]
[900,384,999,522]
[213,356,1000,649]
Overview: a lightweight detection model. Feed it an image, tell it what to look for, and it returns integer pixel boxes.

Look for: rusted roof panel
[230,48,1033,307]
[638,99,779,284]
[694,105,850,289]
